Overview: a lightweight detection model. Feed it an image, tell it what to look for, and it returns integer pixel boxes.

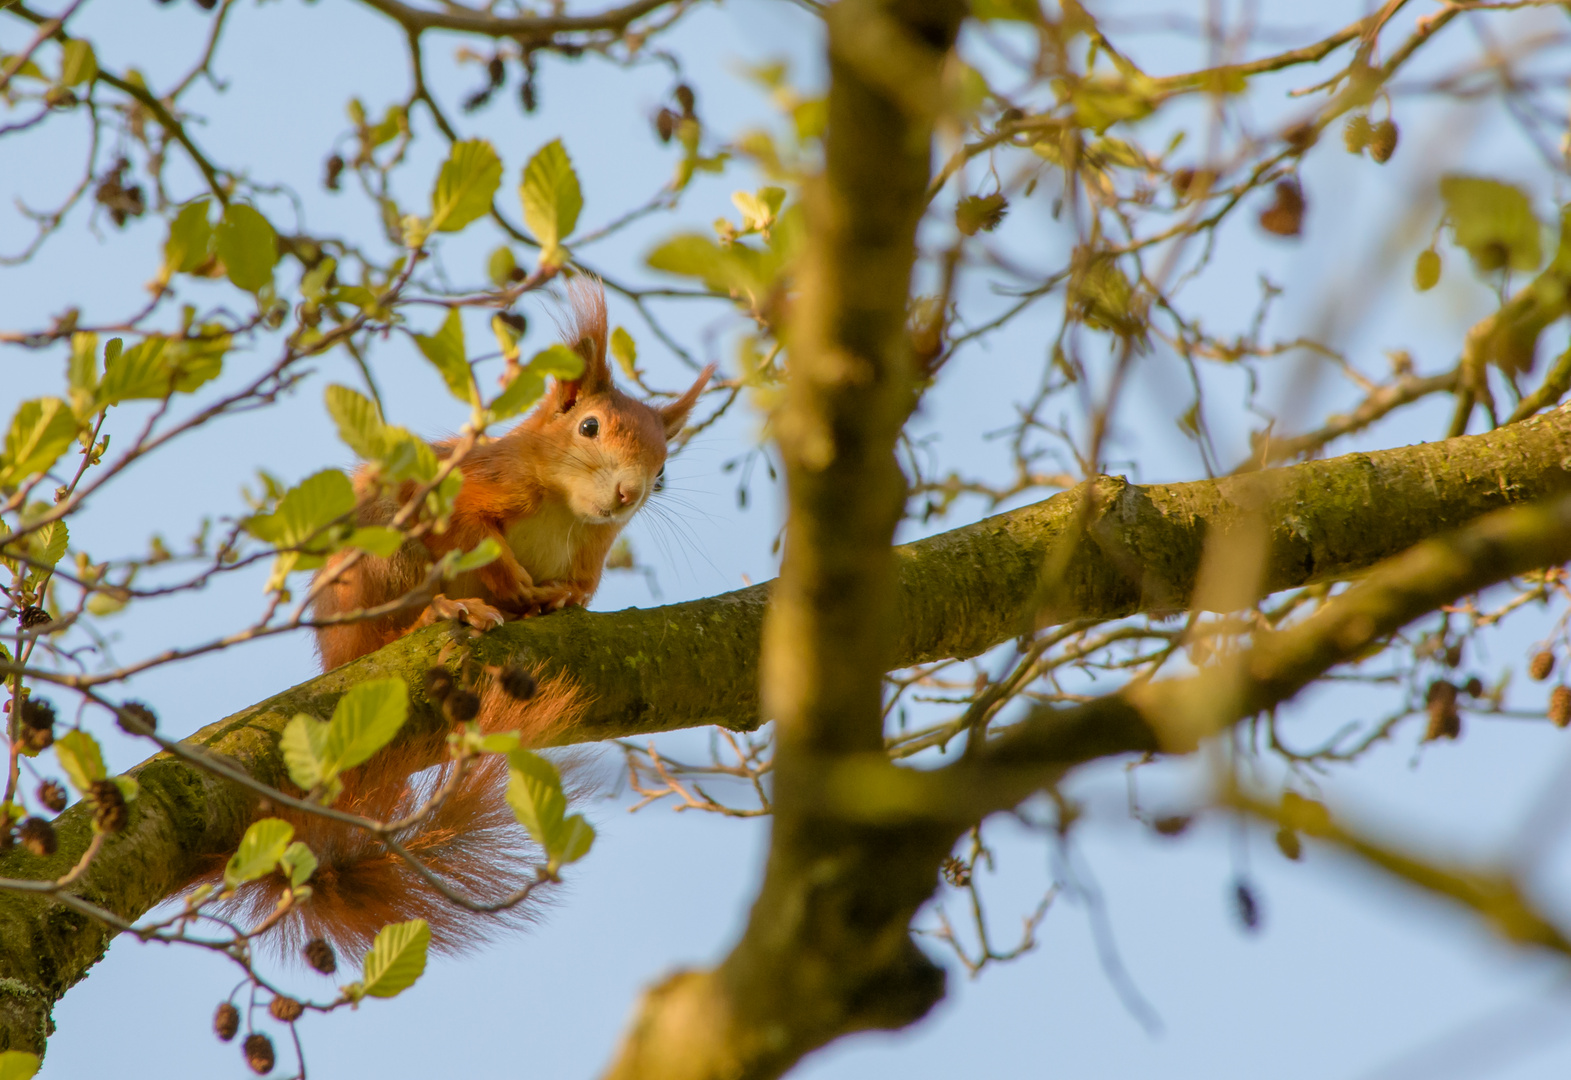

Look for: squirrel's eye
[578,417,600,438]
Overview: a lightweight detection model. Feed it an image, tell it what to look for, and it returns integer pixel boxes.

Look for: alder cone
[268,996,304,1023]
[303,937,337,974]
[1550,685,1571,728]
[1530,650,1555,681]
[1258,180,1305,237]
[244,1033,276,1074]
[213,1002,240,1042]
[36,779,67,813]
[1369,120,1399,163]
[18,816,57,857]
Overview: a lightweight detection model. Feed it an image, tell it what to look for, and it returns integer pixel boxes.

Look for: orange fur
[202,280,712,959]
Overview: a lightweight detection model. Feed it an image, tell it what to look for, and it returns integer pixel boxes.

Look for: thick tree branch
[352,0,685,40]
[3,405,1571,1052]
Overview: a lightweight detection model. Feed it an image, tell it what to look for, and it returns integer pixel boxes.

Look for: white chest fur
[504,500,580,583]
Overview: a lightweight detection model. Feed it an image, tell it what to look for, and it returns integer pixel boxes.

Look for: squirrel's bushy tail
[199,671,591,960]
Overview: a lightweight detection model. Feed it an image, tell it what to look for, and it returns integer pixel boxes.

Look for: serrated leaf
[0,1050,41,1080]
[0,398,79,493]
[1440,175,1542,273]
[325,678,408,773]
[506,748,567,850]
[414,309,475,405]
[430,139,502,234]
[325,384,390,461]
[244,469,355,552]
[361,918,430,998]
[224,818,294,888]
[528,343,586,380]
[281,713,331,790]
[279,841,318,887]
[68,332,100,413]
[164,199,213,274]
[215,204,279,293]
[609,327,637,377]
[488,369,546,422]
[58,39,96,86]
[29,519,67,570]
[54,729,107,792]
[519,139,582,264]
[164,327,229,394]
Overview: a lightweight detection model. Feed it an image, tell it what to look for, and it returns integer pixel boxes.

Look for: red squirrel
[213,280,713,958]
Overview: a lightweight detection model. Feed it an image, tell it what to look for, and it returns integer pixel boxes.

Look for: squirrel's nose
[616,481,642,507]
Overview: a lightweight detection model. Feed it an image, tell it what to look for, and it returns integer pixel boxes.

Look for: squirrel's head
[528,278,713,525]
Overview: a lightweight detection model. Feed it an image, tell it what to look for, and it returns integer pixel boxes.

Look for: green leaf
[324,677,409,773]
[529,343,586,380]
[414,309,475,405]
[68,332,100,414]
[215,204,280,293]
[325,384,390,461]
[164,327,229,394]
[54,729,107,793]
[552,814,595,868]
[1440,175,1543,273]
[519,139,583,264]
[164,199,213,274]
[224,818,294,888]
[301,257,337,302]
[112,775,139,803]
[488,369,546,422]
[430,139,502,234]
[506,748,567,850]
[487,246,518,287]
[609,326,637,377]
[244,469,356,552]
[98,338,172,404]
[0,1050,41,1080]
[360,918,431,998]
[0,398,79,493]
[58,39,96,86]
[348,526,403,557]
[28,519,68,570]
[450,537,500,573]
[279,841,318,888]
[280,713,331,790]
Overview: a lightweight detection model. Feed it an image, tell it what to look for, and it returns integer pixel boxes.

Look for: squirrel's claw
[422,594,507,633]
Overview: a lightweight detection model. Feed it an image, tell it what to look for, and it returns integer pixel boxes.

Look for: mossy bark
[3,405,1571,1053]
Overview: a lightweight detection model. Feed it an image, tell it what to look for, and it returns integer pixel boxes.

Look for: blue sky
[6,0,1571,1077]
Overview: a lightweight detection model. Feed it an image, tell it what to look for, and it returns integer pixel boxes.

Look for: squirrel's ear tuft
[560,276,611,402]
[659,363,715,439]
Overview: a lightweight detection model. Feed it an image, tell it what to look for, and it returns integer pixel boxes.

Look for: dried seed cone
[1258,180,1305,237]
[89,779,129,833]
[499,665,537,702]
[423,666,456,703]
[443,689,481,724]
[17,605,50,630]
[654,107,678,143]
[1463,676,1485,698]
[1343,114,1372,154]
[1425,680,1462,741]
[1152,815,1192,837]
[1550,685,1571,728]
[1530,650,1556,681]
[268,996,305,1023]
[940,856,971,888]
[18,816,57,857]
[117,700,157,734]
[1369,120,1398,163]
[303,937,337,975]
[36,779,67,813]
[19,697,55,731]
[20,724,53,753]
[244,1032,276,1074]
[213,1002,240,1042]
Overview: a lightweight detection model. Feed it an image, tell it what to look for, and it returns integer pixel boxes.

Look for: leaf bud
[673,83,696,117]
[1274,826,1302,862]
[303,937,338,975]
[324,153,344,192]
[213,1001,240,1042]
[18,816,57,858]
[1414,248,1441,291]
[36,779,67,814]
[486,55,505,87]
[243,1032,276,1074]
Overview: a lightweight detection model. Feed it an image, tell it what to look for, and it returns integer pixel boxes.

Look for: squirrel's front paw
[422,594,506,632]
